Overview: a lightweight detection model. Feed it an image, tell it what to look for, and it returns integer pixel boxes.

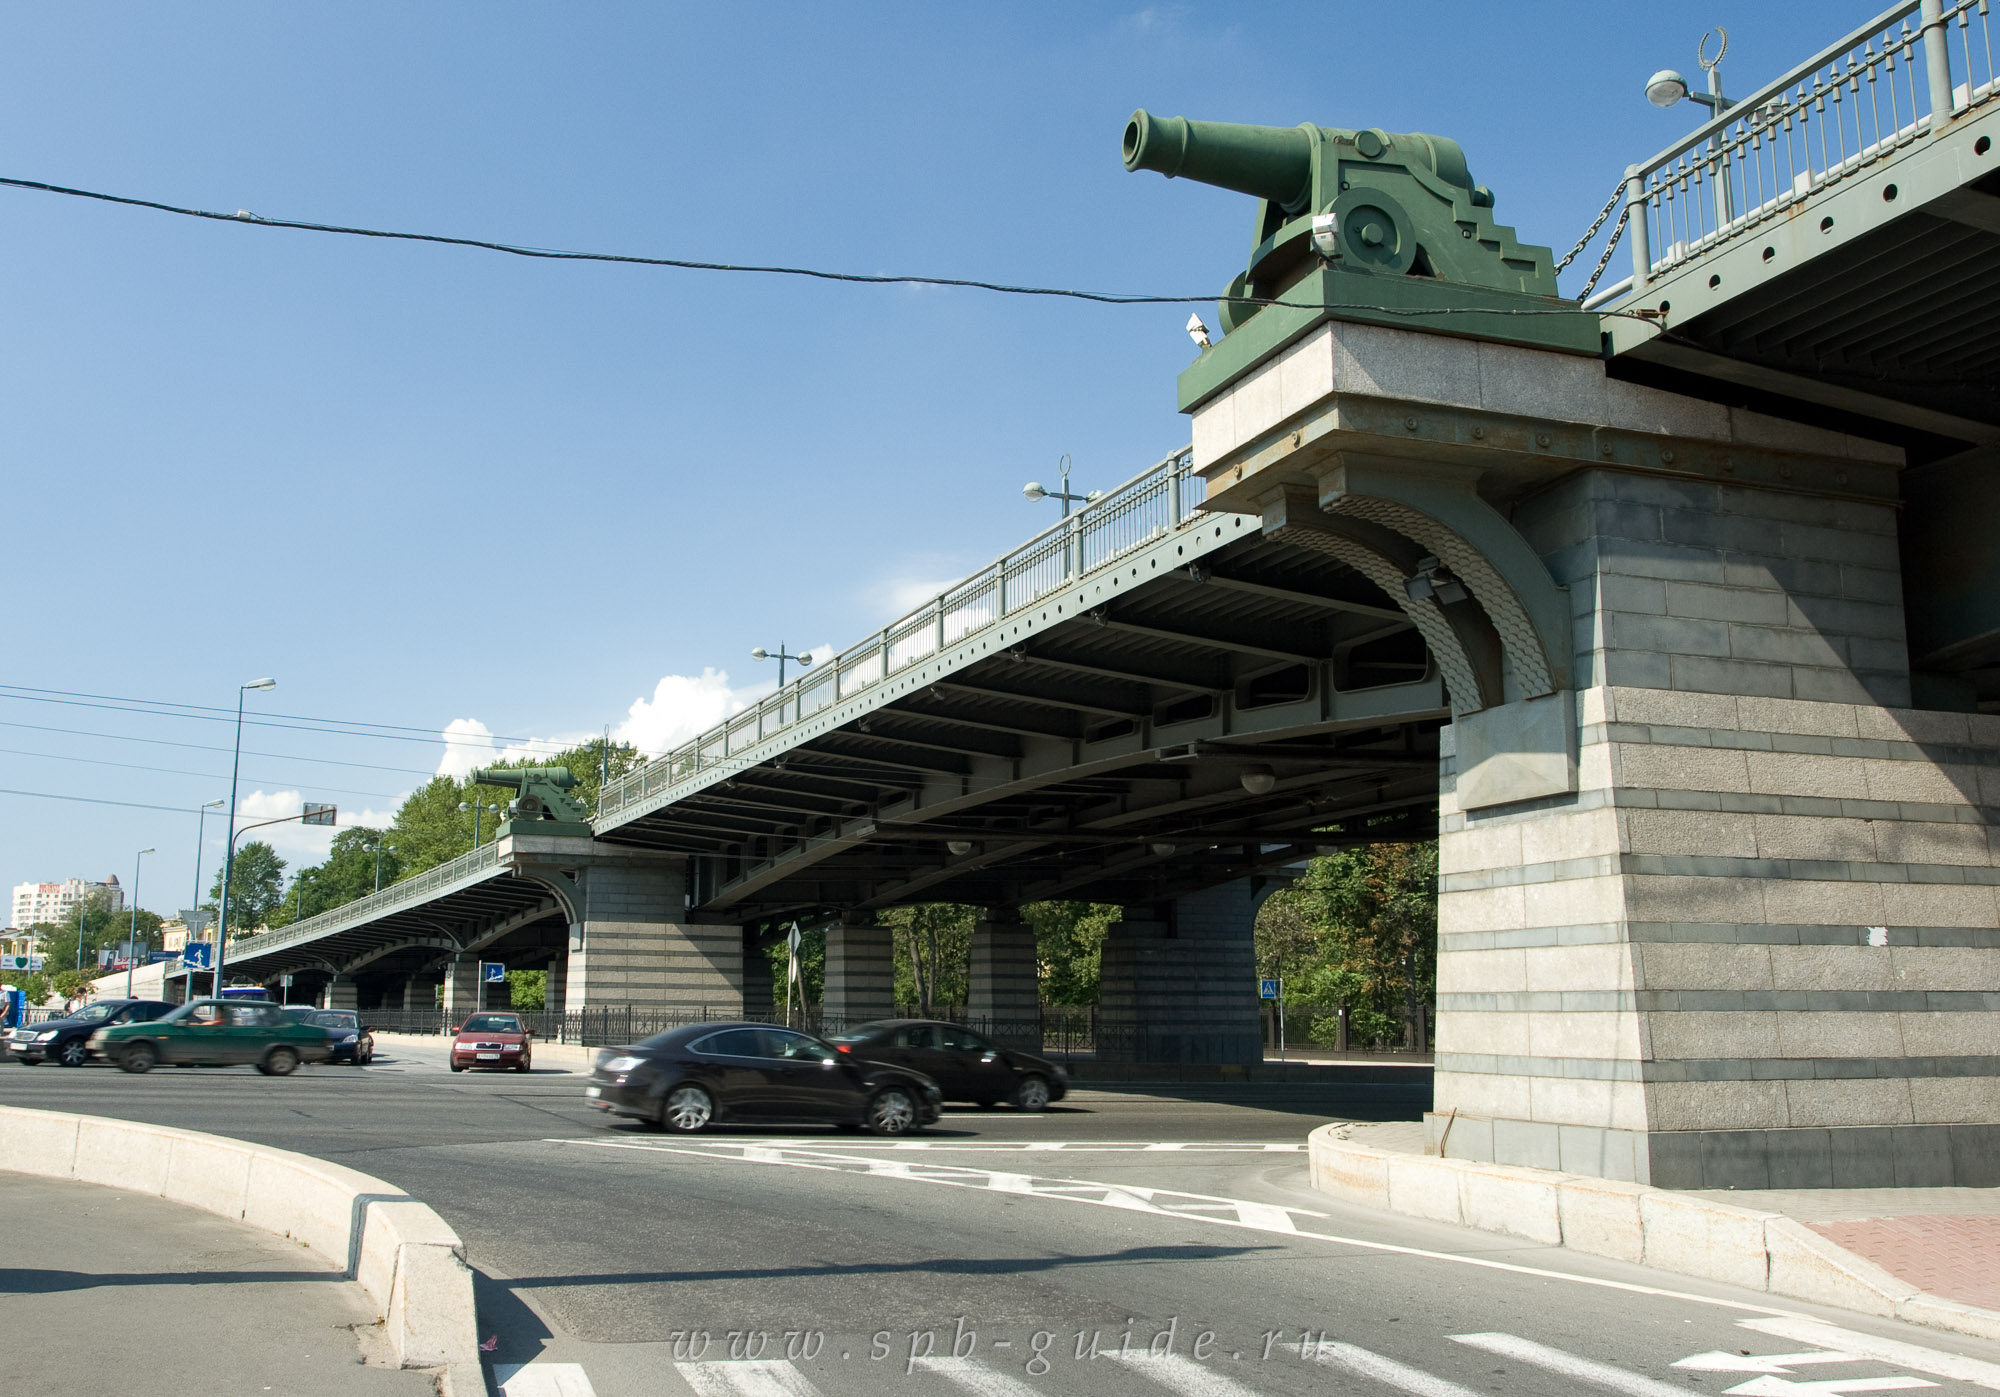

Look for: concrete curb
[1308,1124,2000,1344]
[0,1104,482,1395]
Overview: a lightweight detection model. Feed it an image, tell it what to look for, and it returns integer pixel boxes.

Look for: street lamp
[751,645,814,687]
[190,797,225,957]
[458,801,501,846]
[1645,29,1731,115]
[1022,454,1104,519]
[213,678,276,999]
[369,834,397,893]
[124,848,155,999]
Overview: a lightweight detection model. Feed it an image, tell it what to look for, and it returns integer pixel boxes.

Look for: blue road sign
[1259,978,1279,999]
[481,961,507,984]
[181,942,212,969]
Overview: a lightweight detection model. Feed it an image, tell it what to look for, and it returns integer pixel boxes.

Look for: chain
[1554,179,1628,275]
[1576,204,1631,301]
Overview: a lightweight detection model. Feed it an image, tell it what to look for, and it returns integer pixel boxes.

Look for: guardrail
[224,841,504,963]
[1625,0,1995,285]
[598,444,1201,822]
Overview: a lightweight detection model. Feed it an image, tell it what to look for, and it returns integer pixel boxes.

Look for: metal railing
[225,841,504,962]
[598,446,1201,821]
[1626,0,1995,284]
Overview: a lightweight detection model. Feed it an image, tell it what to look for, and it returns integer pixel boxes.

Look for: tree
[885,903,974,1013]
[208,840,287,933]
[505,969,546,1012]
[269,827,399,928]
[52,968,93,1000]
[1024,902,1116,1005]
[33,892,159,977]
[12,970,53,1005]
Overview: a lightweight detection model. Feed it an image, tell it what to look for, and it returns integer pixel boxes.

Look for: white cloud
[231,789,406,867]
[614,668,754,756]
[436,718,501,780]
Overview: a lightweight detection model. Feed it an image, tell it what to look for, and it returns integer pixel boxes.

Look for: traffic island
[0,1104,482,1395]
[1308,1121,2000,1343]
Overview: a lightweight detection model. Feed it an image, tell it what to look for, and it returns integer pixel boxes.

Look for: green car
[93,998,333,1076]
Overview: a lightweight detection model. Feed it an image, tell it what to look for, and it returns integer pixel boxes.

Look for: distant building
[10,876,124,928]
[1,926,42,959]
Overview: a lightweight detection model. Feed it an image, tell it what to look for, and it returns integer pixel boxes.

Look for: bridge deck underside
[225,872,565,982]
[601,531,1448,927]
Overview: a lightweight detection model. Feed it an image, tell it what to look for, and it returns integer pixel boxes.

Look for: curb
[0,1104,482,1395]
[1307,1124,2000,1344]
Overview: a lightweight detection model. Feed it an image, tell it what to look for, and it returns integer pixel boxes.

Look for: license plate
[584,1085,601,1097]
[477,1052,500,1061]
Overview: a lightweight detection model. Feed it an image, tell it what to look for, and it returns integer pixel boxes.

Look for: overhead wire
[0,745,399,800]
[0,718,438,777]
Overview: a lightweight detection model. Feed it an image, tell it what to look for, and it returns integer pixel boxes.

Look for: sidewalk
[0,1174,435,1396]
[1313,1121,2000,1341]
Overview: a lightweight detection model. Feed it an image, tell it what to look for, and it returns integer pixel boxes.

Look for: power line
[0,718,438,777]
[0,786,365,820]
[0,745,399,800]
[0,173,1659,328]
[0,689,576,752]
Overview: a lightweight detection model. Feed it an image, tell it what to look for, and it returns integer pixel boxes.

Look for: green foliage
[505,969,546,1012]
[13,970,53,1005]
[271,827,400,929]
[1024,902,1117,1005]
[1254,841,1438,1048]
[52,968,93,999]
[884,903,974,1012]
[35,895,163,975]
[208,840,288,933]
[762,922,825,1013]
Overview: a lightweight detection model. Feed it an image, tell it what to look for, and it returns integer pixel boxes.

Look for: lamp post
[1022,454,1102,519]
[458,801,500,846]
[371,835,397,894]
[213,678,276,998]
[190,797,225,963]
[124,848,155,999]
[750,645,814,688]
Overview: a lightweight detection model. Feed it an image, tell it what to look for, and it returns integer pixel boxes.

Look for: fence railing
[225,841,504,962]
[1626,0,1995,284]
[598,446,1200,822]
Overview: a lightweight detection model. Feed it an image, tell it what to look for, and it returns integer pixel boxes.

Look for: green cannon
[1121,111,1593,399]
[468,766,592,832]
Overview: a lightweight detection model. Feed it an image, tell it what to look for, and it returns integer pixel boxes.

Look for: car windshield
[307,1011,358,1029]
[67,1003,120,1024]
[831,1021,896,1043]
[158,1002,219,1023]
[460,1014,520,1033]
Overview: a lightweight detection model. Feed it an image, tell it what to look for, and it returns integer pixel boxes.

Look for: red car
[449,1012,533,1072]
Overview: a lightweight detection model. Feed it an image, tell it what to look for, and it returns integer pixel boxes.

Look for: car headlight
[1053,1064,1069,1079]
[35,1029,58,1041]
[601,1055,643,1073]
[338,1033,359,1045]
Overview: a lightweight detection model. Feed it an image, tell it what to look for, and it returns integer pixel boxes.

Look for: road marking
[1100,1350,1266,1395]
[1720,1377,1936,1394]
[910,1356,1049,1396]
[1450,1332,1696,1395]
[727,1139,1306,1153]
[493,1361,597,1396]
[1739,1319,2000,1391]
[675,1359,822,1397]
[1298,1340,1487,1396]
[1677,1352,1868,1374]
[543,1136,1810,1318]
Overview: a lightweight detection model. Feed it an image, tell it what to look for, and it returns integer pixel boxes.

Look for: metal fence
[1627,0,1995,283]
[597,446,1200,822]
[226,841,503,962]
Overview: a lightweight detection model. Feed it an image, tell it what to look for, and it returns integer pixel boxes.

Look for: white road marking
[1300,1340,1487,1396]
[1677,1352,1867,1374]
[1100,1350,1266,1396]
[493,1361,597,1396]
[675,1359,823,1397]
[1450,1332,1698,1396]
[728,1139,1305,1153]
[542,1136,1811,1318]
[1722,1377,1936,1394]
[1740,1319,2000,1391]
[910,1355,1049,1396]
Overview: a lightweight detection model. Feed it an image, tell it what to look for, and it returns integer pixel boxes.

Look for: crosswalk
[494,1319,2000,1397]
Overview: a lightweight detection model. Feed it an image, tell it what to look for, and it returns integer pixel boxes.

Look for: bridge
[211,0,1999,1190]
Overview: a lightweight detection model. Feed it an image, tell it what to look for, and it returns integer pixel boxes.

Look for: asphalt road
[6,1041,2000,1397]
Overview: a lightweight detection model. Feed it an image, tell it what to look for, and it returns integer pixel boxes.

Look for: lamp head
[1240,764,1278,796]
[243,677,276,691]
[139,848,155,856]
[1185,312,1212,349]
[797,652,814,668]
[750,647,768,661]
[1022,482,1047,502]
[458,802,470,813]
[946,839,974,856]
[1646,68,1690,108]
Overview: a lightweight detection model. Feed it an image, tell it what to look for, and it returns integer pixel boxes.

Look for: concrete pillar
[321,975,358,1011]
[442,958,479,1023]
[559,857,743,1014]
[542,956,566,1017]
[967,908,1039,1048]
[1431,464,2000,1189]
[742,927,775,1019]
[822,913,894,1030]
[1097,880,1262,1064]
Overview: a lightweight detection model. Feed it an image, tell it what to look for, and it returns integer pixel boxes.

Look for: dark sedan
[832,1019,1069,1110]
[280,1007,374,1064]
[586,1022,942,1134]
[5,999,175,1067]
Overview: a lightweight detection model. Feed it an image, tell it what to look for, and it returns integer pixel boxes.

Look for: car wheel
[260,1046,300,1077]
[867,1087,919,1136]
[449,1059,464,1072]
[1013,1075,1051,1112]
[514,1057,530,1072]
[58,1039,89,1068]
[661,1084,713,1133]
[120,1043,157,1074]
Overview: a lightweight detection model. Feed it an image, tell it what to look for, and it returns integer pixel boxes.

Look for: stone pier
[1098,880,1264,1064]
[968,908,1040,1047]
[823,913,895,1027]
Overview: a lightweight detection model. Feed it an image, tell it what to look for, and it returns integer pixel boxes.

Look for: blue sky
[2,0,1850,917]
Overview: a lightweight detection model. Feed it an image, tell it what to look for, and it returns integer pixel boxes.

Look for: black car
[5,999,175,1067]
[279,1007,374,1064]
[832,1019,1069,1110]
[586,1022,942,1135]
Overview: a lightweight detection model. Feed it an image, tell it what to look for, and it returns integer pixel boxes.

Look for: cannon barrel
[468,766,577,790]
[1122,110,1314,213]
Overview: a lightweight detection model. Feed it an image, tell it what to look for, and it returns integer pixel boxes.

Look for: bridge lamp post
[1022,454,1104,519]
[214,678,276,998]
[751,646,813,687]
[458,801,500,847]
[369,836,397,893]
[190,798,225,976]
[123,848,155,999]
